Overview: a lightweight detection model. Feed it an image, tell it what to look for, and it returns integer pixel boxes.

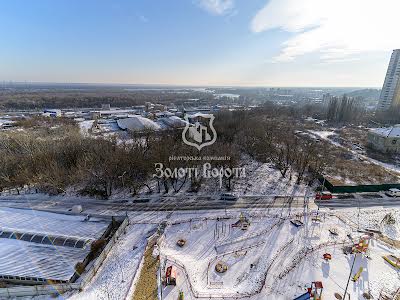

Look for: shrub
[74,262,86,275]
[90,239,107,254]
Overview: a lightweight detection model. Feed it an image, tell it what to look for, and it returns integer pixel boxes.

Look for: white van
[385,188,400,197]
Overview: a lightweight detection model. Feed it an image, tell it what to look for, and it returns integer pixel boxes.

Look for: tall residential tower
[377,49,400,110]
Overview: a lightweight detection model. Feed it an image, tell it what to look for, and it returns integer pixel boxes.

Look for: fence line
[319,176,400,193]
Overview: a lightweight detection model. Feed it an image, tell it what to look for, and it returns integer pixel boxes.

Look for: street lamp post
[343,253,357,299]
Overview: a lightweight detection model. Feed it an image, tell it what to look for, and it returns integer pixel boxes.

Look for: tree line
[326,96,365,123]
[0,123,240,197]
[0,104,330,198]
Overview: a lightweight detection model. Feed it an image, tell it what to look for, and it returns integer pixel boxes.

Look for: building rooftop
[369,125,400,138]
[0,207,109,241]
[0,238,89,282]
[117,115,161,131]
[0,208,112,283]
[158,116,188,128]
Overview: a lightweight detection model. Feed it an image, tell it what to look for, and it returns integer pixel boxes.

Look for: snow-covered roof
[369,125,400,138]
[186,112,213,118]
[155,111,174,117]
[159,116,188,128]
[0,208,112,282]
[97,109,137,115]
[0,207,109,241]
[0,238,89,281]
[0,119,15,126]
[117,115,161,131]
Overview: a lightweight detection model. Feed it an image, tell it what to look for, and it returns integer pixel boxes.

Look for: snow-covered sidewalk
[67,222,156,300]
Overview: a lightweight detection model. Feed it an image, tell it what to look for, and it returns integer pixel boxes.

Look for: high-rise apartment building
[377,49,400,110]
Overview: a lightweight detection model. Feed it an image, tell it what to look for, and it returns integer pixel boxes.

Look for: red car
[315,191,332,200]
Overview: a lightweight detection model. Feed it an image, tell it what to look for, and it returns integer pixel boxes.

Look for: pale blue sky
[0,0,398,87]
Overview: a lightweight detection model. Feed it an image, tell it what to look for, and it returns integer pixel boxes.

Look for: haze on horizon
[1,0,399,88]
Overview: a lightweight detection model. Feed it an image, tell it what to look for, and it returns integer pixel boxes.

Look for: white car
[385,188,400,197]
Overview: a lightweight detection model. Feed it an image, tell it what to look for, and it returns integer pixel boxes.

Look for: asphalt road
[1,192,399,214]
[0,194,311,214]
[315,196,400,208]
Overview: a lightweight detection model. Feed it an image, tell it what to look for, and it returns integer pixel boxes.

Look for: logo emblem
[182,113,217,150]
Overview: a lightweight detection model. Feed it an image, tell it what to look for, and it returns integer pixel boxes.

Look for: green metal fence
[318,177,400,193]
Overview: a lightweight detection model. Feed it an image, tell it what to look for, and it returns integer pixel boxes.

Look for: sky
[0,0,399,87]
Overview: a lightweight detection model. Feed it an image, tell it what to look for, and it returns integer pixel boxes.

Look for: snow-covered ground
[78,120,94,136]
[231,160,307,196]
[158,208,400,300]
[309,129,400,176]
[140,158,308,198]
[308,130,337,140]
[270,242,399,300]
[338,207,400,241]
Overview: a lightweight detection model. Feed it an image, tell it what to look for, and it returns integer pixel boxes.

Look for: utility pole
[357,198,361,231]
[159,257,163,300]
[303,186,310,239]
[304,186,310,214]
[343,253,357,299]
[118,171,127,189]
[316,176,326,217]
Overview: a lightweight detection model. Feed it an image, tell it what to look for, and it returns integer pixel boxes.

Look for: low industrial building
[117,115,161,131]
[0,207,114,285]
[368,125,400,153]
[43,109,62,117]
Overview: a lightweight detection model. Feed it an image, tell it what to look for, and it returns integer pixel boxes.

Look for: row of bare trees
[0,130,154,197]
[0,103,329,198]
[326,96,365,123]
[236,119,327,184]
[0,124,241,197]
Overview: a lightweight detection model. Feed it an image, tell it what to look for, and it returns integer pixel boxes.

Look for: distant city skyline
[0,80,382,89]
[0,0,399,87]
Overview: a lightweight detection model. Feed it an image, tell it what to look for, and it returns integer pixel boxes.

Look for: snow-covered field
[231,160,307,196]
[338,207,400,241]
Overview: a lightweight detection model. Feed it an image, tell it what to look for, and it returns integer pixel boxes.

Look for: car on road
[315,191,333,200]
[220,193,238,201]
[385,188,400,197]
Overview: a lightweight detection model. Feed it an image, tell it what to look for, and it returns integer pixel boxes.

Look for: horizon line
[0,81,382,90]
